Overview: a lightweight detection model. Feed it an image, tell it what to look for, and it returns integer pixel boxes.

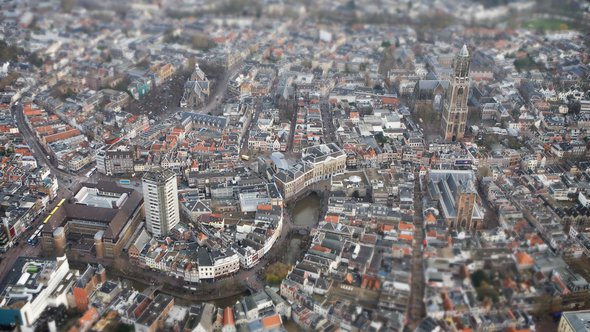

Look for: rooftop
[44,181,143,241]
[563,310,590,331]
[136,293,174,327]
[142,168,177,184]
[74,186,127,209]
[0,256,65,308]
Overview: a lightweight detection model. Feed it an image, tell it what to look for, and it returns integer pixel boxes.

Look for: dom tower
[442,45,471,141]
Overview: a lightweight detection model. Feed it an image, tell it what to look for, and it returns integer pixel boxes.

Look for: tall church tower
[454,188,477,230]
[442,45,471,141]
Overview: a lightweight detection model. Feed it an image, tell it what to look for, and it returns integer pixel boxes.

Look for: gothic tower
[454,188,476,230]
[442,45,471,141]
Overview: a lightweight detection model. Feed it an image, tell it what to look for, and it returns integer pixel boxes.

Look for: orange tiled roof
[425,212,437,223]
[399,234,413,241]
[79,307,98,324]
[515,252,534,266]
[398,222,414,231]
[325,215,339,223]
[23,107,44,116]
[262,315,282,329]
[223,307,234,326]
[381,224,394,232]
[312,245,331,253]
[505,328,531,332]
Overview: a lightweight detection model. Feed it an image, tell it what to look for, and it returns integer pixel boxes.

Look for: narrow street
[239,97,262,155]
[320,97,337,144]
[407,172,426,329]
[286,96,298,152]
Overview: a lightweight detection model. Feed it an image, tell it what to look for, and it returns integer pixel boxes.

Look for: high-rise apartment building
[142,169,179,237]
[441,44,471,141]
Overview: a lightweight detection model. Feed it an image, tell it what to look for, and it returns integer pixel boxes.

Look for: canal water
[292,192,321,228]
[284,193,322,264]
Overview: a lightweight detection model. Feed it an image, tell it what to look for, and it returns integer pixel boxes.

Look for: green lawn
[523,18,570,31]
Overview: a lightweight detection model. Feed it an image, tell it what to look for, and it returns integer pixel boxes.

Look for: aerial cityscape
[0,0,589,331]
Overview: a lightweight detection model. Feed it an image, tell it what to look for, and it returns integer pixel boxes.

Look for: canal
[284,192,322,265]
[292,192,321,228]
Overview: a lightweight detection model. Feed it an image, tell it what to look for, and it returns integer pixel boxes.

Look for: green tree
[265,262,290,285]
[471,269,499,303]
[191,35,216,51]
[111,76,131,92]
[27,52,44,67]
[471,269,489,288]
[0,40,21,62]
[476,284,499,302]
[0,72,20,90]
[505,136,523,149]
[187,57,197,71]
[375,132,388,145]
[513,56,537,72]
[60,0,76,13]
[569,101,581,114]
[114,323,134,332]
[477,166,491,178]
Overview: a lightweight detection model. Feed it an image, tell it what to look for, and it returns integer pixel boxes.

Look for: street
[406,172,426,329]
[12,103,87,192]
[320,98,337,144]
[239,96,262,155]
[0,238,40,281]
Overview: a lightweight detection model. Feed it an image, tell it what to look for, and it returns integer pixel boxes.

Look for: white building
[196,247,240,280]
[0,256,76,329]
[142,169,180,237]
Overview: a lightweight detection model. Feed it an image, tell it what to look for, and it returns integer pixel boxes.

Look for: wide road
[12,103,87,192]
[0,235,40,281]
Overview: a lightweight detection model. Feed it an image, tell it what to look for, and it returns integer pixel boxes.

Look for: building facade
[40,182,144,259]
[142,169,180,237]
[442,45,471,141]
[274,143,346,200]
[96,146,135,176]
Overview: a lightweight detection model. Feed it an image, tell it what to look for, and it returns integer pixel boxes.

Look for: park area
[523,18,570,31]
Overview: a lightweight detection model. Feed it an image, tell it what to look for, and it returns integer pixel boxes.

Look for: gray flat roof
[563,310,590,331]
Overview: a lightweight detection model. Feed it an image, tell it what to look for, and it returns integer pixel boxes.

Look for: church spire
[459,44,469,57]
[454,45,471,79]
